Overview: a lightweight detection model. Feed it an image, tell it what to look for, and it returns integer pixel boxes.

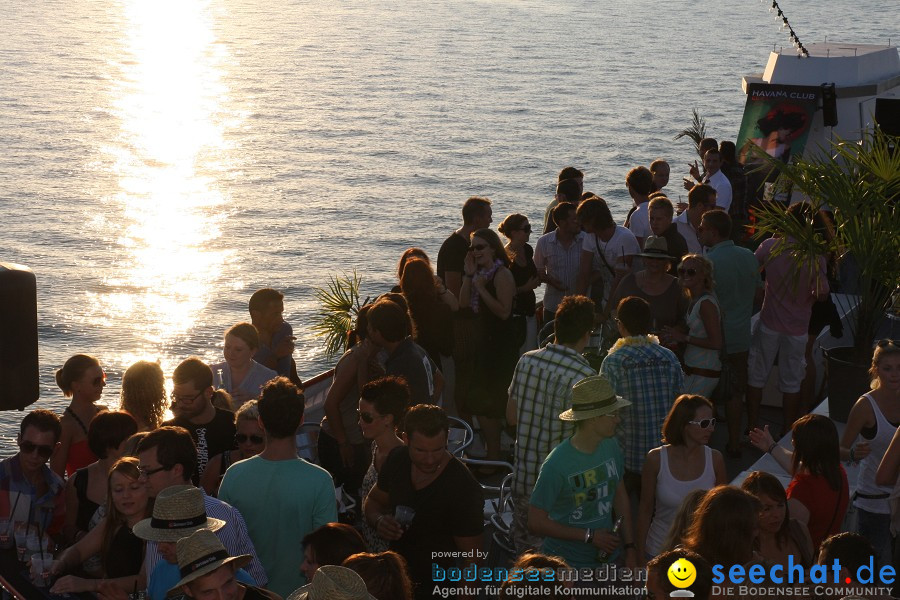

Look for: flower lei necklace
[471,259,504,314]
[609,334,660,354]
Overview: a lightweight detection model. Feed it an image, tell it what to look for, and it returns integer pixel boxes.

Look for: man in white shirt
[624,166,653,248]
[534,202,585,322]
[575,197,640,312]
[674,184,717,254]
[701,149,733,213]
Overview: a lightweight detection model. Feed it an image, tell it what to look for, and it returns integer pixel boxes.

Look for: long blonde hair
[100,457,152,575]
[870,340,900,390]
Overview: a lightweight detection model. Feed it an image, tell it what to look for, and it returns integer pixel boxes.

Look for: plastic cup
[13,522,27,561]
[0,518,11,549]
[394,505,415,530]
[31,556,54,587]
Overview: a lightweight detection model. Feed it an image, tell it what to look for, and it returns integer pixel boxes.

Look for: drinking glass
[0,518,11,549]
[394,505,415,531]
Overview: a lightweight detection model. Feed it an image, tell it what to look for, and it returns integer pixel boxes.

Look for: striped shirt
[533,230,585,315]
[144,489,268,587]
[600,339,684,473]
[509,344,596,497]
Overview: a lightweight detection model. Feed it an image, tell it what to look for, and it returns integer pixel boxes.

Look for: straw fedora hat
[559,375,631,421]
[287,565,377,600]
[132,485,225,542]
[636,235,669,259]
[167,529,251,595]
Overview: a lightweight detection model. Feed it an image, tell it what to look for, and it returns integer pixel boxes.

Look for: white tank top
[854,393,896,514]
[645,445,716,556]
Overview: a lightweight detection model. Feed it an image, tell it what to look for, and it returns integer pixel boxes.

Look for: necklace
[609,334,660,355]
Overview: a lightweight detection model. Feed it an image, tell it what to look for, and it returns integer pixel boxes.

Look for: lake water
[0,0,896,442]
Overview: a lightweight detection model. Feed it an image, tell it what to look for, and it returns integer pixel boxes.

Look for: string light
[768,0,809,56]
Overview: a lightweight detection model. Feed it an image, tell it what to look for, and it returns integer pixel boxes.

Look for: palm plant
[750,128,900,360]
[311,270,371,358]
[673,109,708,156]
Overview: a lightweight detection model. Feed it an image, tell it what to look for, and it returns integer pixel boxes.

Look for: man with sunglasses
[162,357,237,482]
[0,410,66,541]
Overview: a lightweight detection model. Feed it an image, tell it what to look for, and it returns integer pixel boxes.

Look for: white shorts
[747,321,807,393]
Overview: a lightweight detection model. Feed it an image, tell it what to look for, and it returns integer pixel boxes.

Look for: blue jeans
[856,507,892,568]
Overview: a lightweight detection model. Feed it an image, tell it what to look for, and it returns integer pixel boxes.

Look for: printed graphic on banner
[736,83,820,166]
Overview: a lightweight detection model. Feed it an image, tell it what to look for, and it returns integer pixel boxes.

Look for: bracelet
[375,514,387,529]
[766,442,777,454]
[584,528,594,544]
[849,446,856,462]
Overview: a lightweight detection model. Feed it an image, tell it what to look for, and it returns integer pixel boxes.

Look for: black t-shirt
[376,446,483,589]
[385,338,439,406]
[162,408,236,482]
[661,223,690,268]
[436,232,469,283]
[509,243,537,316]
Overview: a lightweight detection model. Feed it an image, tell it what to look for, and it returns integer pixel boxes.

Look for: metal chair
[488,472,515,555]
[296,422,322,464]
[447,416,474,458]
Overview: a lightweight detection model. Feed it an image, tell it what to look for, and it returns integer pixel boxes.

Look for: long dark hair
[741,470,791,549]
[683,485,760,566]
[101,458,152,575]
[792,414,843,491]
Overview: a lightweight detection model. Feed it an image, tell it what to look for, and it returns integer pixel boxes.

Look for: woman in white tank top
[847,340,900,567]
[636,394,727,562]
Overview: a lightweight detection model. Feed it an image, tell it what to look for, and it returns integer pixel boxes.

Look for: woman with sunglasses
[201,400,266,496]
[460,228,520,465]
[741,470,814,568]
[636,394,726,563]
[663,254,723,397]
[749,413,849,551]
[50,457,152,595]
[357,376,409,552]
[499,213,540,353]
[51,354,109,477]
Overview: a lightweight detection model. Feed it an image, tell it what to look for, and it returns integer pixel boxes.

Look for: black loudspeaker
[0,263,39,410]
[875,98,900,136]
[821,83,838,127]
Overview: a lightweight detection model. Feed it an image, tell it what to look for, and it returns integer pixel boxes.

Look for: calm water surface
[0,0,896,442]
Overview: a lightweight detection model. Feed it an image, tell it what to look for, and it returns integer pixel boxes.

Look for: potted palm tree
[750,128,900,421]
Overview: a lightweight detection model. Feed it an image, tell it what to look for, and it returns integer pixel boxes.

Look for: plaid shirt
[0,455,65,537]
[600,339,684,473]
[509,344,596,497]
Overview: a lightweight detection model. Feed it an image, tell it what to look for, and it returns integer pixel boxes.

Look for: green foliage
[311,271,371,358]
[673,109,708,155]
[750,129,900,359]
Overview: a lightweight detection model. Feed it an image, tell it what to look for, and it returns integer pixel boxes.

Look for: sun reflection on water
[91,0,237,355]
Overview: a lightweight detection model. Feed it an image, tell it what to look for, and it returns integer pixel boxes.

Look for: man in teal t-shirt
[528,375,637,568]
[219,377,337,598]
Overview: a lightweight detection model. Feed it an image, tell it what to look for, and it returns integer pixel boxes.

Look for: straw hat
[559,375,631,421]
[132,485,225,542]
[636,235,670,259]
[167,529,251,594]
[287,565,377,600]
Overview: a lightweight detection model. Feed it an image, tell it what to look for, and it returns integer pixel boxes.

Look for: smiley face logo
[667,558,696,589]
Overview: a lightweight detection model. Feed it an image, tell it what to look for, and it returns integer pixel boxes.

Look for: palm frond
[310,271,367,359]
[673,109,708,155]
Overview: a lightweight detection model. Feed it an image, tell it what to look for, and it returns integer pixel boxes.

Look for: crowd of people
[1,143,898,600]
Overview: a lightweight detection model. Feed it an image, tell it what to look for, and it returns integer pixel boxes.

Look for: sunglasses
[468,244,489,252]
[677,267,698,277]
[519,225,532,233]
[877,339,897,348]
[92,374,106,386]
[688,417,716,429]
[235,434,264,445]
[18,440,54,460]
[357,409,381,424]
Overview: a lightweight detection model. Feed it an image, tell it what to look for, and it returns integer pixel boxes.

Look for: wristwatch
[584,528,594,544]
